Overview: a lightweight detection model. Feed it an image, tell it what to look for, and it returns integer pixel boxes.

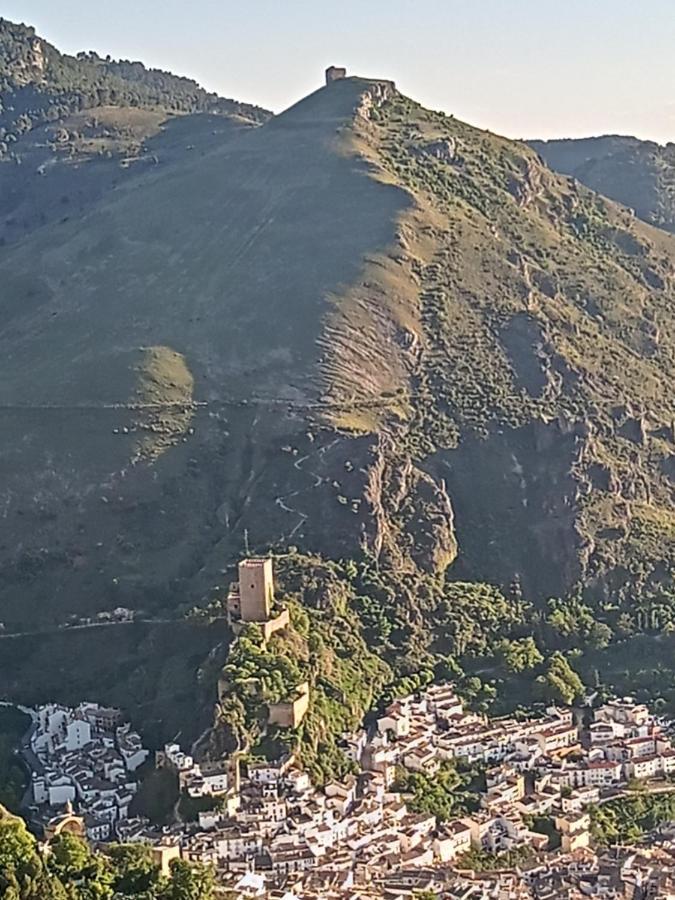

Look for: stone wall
[261,607,290,642]
[268,681,310,728]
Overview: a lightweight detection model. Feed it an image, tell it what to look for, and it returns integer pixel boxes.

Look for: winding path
[273,438,341,540]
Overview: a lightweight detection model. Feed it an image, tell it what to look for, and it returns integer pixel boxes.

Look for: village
[145,684,675,881]
[18,700,149,843]
[0,3,673,895]
[19,681,675,897]
[11,557,675,898]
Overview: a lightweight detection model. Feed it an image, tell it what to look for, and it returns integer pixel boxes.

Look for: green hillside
[531,135,675,234]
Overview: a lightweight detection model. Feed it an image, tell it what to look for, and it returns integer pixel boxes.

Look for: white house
[48,778,76,807]
[161,743,194,772]
[85,815,112,842]
[628,755,661,780]
[65,718,92,752]
[377,700,411,739]
[117,725,148,772]
[434,819,472,861]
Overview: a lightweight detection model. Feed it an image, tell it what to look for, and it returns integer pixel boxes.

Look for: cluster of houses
[13,676,675,898]
[156,742,232,801]
[103,684,675,897]
[559,697,675,786]
[211,841,675,899]
[25,701,149,842]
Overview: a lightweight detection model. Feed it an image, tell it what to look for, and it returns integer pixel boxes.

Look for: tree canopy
[0,805,216,900]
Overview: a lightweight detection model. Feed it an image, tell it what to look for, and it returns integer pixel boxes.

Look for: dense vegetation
[456,845,534,872]
[211,552,590,779]
[393,760,483,822]
[591,790,675,845]
[213,555,391,782]
[0,806,215,899]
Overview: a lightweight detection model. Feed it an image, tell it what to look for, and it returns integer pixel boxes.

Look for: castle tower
[325,65,347,85]
[238,558,274,622]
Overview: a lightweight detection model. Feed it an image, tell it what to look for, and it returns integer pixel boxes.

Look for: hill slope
[2,73,675,744]
[531,135,675,234]
[0,18,270,247]
[0,76,419,667]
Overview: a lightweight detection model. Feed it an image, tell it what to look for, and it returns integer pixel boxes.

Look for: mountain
[4,76,671,609]
[531,135,675,234]
[0,18,270,247]
[2,33,675,756]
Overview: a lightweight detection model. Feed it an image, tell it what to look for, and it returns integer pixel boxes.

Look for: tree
[48,833,113,900]
[23,873,69,900]
[0,811,35,876]
[0,808,69,900]
[497,637,543,673]
[542,653,584,705]
[107,843,162,896]
[587,621,612,650]
[393,760,479,822]
[49,833,91,879]
[160,859,215,900]
[0,803,219,900]
[546,596,614,650]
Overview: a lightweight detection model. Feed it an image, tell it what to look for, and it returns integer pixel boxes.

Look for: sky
[4,0,675,144]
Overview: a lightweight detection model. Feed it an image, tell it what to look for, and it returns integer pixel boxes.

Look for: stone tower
[238,558,274,622]
[325,65,347,85]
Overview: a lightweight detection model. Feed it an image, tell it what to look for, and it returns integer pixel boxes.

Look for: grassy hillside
[362,96,675,600]
[0,18,270,247]
[2,71,675,764]
[531,135,675,234]
[0,76,408,636]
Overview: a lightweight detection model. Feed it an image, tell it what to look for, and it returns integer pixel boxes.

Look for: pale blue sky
[4,0,675,143]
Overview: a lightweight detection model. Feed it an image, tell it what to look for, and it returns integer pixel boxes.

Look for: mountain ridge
[0,17,270,124]
[530,134,675,234]
[0,17,271,248]
[2,72,674,613]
